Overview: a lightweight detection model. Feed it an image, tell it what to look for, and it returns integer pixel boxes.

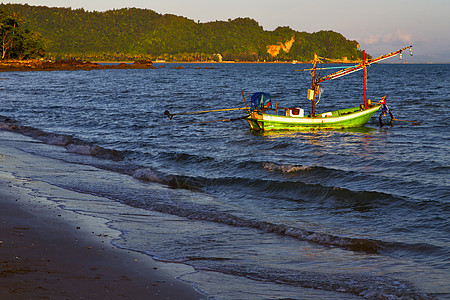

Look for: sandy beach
[0,130,205,299]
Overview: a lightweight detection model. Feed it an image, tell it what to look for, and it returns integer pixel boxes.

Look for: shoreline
[0,59,156,72]
[0,131,206,299]
[1,59,445,73]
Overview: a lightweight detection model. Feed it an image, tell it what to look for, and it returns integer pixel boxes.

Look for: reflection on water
[254,125,376,137]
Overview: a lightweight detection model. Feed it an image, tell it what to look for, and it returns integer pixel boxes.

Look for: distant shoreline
[1,59,447,72]
[0,59,156,72]
[150,60,450,64]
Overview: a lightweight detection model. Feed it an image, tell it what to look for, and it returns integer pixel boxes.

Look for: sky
[4,0,450,62]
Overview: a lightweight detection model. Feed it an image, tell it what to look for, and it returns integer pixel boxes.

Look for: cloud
[364,30,413,46]
[383,30,413,44]
[364,35,382,46]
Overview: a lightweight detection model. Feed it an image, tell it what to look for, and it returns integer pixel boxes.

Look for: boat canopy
[250,92,273,111]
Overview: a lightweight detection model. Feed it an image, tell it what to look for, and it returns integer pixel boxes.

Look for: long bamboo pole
[164,107,250,119]
[393,117,421,125]
[241,89,248,109]
[173,115,249,125]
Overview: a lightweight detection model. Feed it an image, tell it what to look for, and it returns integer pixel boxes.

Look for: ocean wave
[155,150,217,166]
[117,243,435,299]
[200,175,403,209]
[262,162,310,173]
[132,168,163,183]
[0,115,124,161]
[0,115,205,191]
[2,114,446,257]
[123,193,445,256]
[189,264,434,300]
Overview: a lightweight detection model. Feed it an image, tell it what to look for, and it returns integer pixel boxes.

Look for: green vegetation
[0,4,368,62]
[0,7,45,59]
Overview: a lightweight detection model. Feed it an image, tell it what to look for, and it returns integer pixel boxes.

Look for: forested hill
[1,4,368,62]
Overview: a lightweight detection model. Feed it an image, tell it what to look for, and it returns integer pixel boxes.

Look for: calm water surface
[1,63,449,299]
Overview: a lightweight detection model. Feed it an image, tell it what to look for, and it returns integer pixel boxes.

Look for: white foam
[263,162,309,173]
[132,168,162,183]
[65,144,94,155]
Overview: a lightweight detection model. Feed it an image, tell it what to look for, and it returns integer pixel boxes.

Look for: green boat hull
[247,105,381,131]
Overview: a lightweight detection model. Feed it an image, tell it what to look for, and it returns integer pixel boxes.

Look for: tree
[0,8,45,59]
[16,29,45,59]
[0,9,18,58]
[0,4,365,62]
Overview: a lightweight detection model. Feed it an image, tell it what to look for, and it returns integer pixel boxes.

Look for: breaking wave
[0,116,124,161]
[2,114,447,258]
[192,264,433,299]
[132,168,163,183]
[262,161,310,173]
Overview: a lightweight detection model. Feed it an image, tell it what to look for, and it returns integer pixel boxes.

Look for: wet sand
[0,131,205,299]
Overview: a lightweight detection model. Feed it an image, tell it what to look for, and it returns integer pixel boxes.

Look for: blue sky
[5,0,450,62]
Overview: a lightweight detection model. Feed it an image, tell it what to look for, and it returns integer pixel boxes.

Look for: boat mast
[308,53,319,116]
[363,50,367,109]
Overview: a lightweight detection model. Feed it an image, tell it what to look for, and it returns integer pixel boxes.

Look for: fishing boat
[246,46,413,131]
[164,46,413,130]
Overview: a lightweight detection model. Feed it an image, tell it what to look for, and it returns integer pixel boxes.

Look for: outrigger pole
[315,46,413,83]
[164,107,249,120]
[306,46,413,113]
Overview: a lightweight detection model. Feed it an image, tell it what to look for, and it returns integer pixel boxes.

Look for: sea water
[0,63,449,299]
